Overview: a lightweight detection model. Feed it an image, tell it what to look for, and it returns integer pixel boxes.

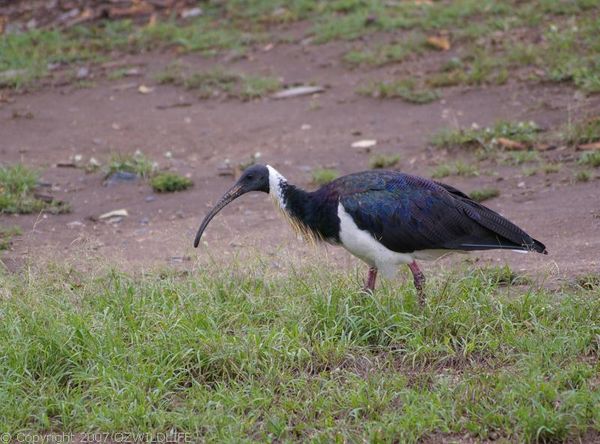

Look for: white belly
[337,202,452,278]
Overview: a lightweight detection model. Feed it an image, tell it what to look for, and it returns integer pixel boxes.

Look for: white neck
[266,165,287,208]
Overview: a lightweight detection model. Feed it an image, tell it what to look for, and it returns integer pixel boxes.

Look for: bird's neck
[266,165,321,240]
[267,165,309,213]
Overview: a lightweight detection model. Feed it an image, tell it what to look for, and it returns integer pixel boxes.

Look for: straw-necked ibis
[194,164,547,303]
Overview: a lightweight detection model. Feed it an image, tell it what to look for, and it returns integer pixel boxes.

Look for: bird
[194,164,547,304]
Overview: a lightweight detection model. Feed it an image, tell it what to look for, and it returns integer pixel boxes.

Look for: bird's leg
[408,261,426,305]
[363,266,378,293]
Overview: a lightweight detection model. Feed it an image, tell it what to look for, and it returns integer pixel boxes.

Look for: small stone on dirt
[272,86,325,99]
[124,68,142,77]
[104,171,138,186]
[56,161,77,168]
[76,67,89,79]
[169,256,191,263]
[99,209,129,220]
[301,124,311,130]
[351,139,377,149]
[145,195,156,202]
[67,221,85,229]
[181,7,202,19]
[138,85,154,94]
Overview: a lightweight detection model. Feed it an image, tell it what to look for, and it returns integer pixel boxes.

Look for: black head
[237,164,270,195]
[194,164,270,247]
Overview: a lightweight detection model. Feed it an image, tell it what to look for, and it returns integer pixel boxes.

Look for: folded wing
[337,172,546,254]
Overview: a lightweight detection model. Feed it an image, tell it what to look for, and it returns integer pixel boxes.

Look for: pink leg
[363,266,378,292]
[407,261,426,305]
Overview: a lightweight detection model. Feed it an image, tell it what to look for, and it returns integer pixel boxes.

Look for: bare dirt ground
[1,35,599,282]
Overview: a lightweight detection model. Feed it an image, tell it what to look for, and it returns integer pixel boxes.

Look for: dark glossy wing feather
[332,171,546,254]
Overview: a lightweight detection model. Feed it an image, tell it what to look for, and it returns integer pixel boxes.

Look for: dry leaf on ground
[496,137,527,150]
[578,142,600,151]
[426,36,451,51]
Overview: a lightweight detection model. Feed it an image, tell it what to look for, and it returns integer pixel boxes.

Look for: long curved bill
[194,184,243,247]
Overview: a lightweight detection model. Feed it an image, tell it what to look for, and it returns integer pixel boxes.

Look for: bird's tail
[460,200,548,254]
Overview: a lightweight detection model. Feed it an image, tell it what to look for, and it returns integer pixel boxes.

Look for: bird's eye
[246,174,254,180]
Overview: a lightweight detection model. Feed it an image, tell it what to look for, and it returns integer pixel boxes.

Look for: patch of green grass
[469,187,500,203]
[0,164,69,214]
[454,161,479,177]
[183,67,240,98]
[542,163,561,174]
[0,13,259,90]
[431,121,541,150]
[483,120,541,145]
[430,127,482,149]
[0,27,109,89]
[312,0,501,44]
[427,51,509,89]
[503,151,540,166]
[238,75,281,100]
[575,273,600,290]
[0,260,598,440]
[431,163,453,179]
[311,168,339,185]
[578,151,600,168]
[156,65,280,101]
[106,151,156,179]
[220,0,317,24]
[0,225,22,250]
[431,161,479,179]
[368,154,400,169]
[462,51,509,86]
[522,166,538,177]
[427,70,466,88]
[137,19,256,56]
[154,61,184,85]
[476,265,530,286]
[574,170,591,182]
[541,18,600,93]
[343,36,426,68]
[359,79,439,104]
[312,9,385,43]
[565,117,600,146]
[107,67,131,81]
[4,0,600,95]
[443,13,599,93]
[150,172,193,193]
